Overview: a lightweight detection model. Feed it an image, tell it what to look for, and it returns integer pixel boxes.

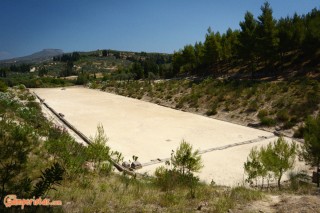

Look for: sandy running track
[32,87,303,186]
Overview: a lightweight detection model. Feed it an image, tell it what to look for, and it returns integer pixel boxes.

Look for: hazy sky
[0,0,319,59]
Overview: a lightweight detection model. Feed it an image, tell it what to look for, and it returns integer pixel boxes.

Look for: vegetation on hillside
[97,77,320,136]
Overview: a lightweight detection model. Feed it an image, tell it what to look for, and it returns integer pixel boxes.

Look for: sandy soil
[236,195,320,213]
[32,87,305,186]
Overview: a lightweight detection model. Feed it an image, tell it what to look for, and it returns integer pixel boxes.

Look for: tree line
[172,2,320,77]
[108,54,174,81]
[53,52,80,62]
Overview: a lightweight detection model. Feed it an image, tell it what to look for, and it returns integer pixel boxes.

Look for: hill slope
[0,49,63,64]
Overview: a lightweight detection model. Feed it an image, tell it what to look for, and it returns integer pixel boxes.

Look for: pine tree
[256,2,279,67]
[203,28,222,72]
[238,11,258,76]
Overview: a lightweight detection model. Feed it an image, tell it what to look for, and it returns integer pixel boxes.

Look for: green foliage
[0,68,8,78]
[131,62,144,79]
[169,3,319,78]
[32,163,65,197]
[0,119,36,199]
[103,77,319,132]
[154,166,180,191]
[293,125,305,138]
[213,186,263,213]
[230,186,263,204]
[9,64,31,73]
[0,80,7,92]
[60,60,75,77]
[260,137,297,189]
[247,99,258,112]
[45,129,88,176]
[155,140,202,198]
[206,104,218,116]
[260,116,276,126]
[301,115,320,187]
[38,67,48,77]
[154,165,200,198]
[87,124,112,172]
[276,109,290,122]
[256,2,279,63]
[203,29,222,67]
[238,11,258,67]
[245,137,297,189]
[244,147,266,186]
[171,140,203,175]
[257,109,268,120]
[17,84,26,90]
[288,171,313,193]
[76,72,90,85]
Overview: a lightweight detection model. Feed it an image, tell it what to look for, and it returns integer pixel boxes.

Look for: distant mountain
[0,49,63,64]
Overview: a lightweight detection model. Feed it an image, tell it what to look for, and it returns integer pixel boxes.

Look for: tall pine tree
[238,11,258,76]
[256,2,279,68]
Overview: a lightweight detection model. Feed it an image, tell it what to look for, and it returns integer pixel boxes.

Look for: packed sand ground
[32,87,304,186]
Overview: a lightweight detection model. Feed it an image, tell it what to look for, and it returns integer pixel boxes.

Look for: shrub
[0,118,39,198]
[18,84,26,90]
[257,109,268,120]
[206,105,217,116]
[171,140,203,175]
[213,193,234,213]
[288,171,313,193]
[276,109,290,122]
[244,147,266,186]
[45,126,89,176]
[247,100,258,112]
[293,125,305,138]
[245,137,297,189]
[155,140,202,197]
[87,124,111,171]
[154,166,181,191]
[282,119,296,129]
[260,117,276,126]
[0,80,8,92]
[32,163,65,197]
[230,186,263,204]
[274,97,286,108]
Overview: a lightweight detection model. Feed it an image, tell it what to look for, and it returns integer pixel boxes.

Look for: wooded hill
[170,2,320,79]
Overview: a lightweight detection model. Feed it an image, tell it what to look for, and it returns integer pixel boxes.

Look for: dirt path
[236,194,320,213]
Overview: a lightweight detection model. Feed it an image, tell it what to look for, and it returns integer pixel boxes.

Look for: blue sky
[0,0,319,59]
